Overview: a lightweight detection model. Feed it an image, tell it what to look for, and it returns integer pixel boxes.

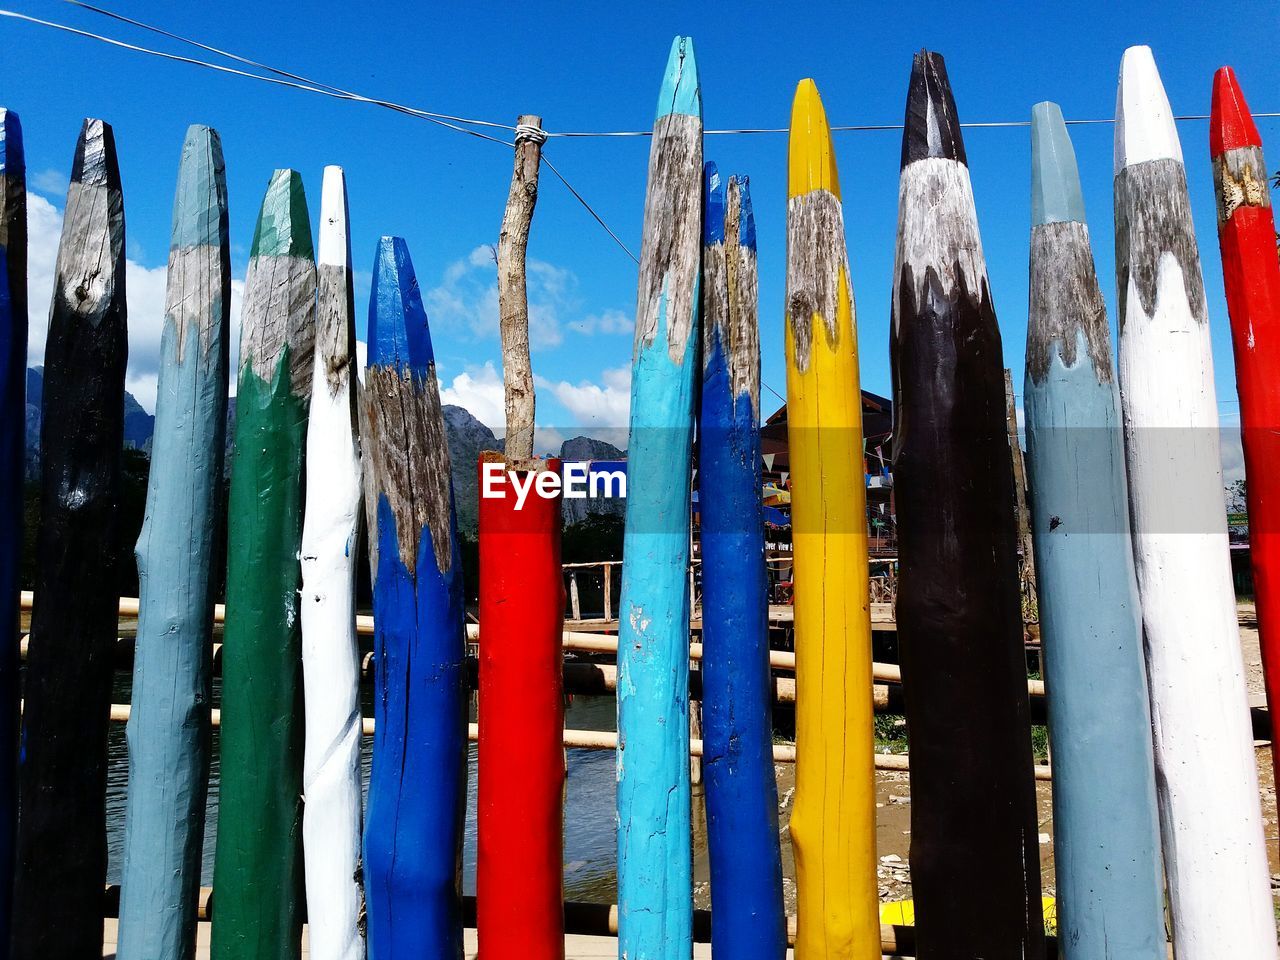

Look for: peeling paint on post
[616,35,701,960]
[1210,67,1280,812]
[0,106,24,955]
[784,81,879,960]
[118,124,230,960]
[362,237,466,960]
[300,165,365,960]
[211,169,315,960]
[1023,102,1165,960]
[698,164,784,959]
[890,52,1045,958]
[1114,46,1278,957]
[12,118,127,960]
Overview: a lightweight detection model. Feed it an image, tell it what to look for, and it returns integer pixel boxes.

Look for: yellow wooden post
[784,79,878,958]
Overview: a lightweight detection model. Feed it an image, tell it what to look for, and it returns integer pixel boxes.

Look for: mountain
[442,403,502,535]
[559,435,626,525]
[24,367,153,478]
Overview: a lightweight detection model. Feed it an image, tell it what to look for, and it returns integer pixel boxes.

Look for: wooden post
[890,51,1045,958]
[1004,368,1036,599]
[0,106,25,951]
[1211,67,1280,806]
[569,572,581,622]
[698,164,785,957]
[786,80,879,959]
[362,237,467,959]
[117,125,229,960]
[300,165,365,960]
[12,118,127,959]
[1023,102,1166,959]
[1114,46,1277,955]
[616,35,701,960]
[602,564,612,622]
[497,114,543,459]
[476,453,565,960]
[211,170,315,960]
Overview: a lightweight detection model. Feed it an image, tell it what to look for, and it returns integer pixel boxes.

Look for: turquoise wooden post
[1023,101,1165,959]
[117,125,230,960]
[616,35,702,960]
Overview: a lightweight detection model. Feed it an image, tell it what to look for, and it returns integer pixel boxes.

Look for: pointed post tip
[657,35,700,120]
[731,174,757,252]
[171,125,228,251]
[1031,102,1085,226]
[788,79,840,199]
[902,49,966,169]
[70,118,119,190]
[1114,44,1182,174]
[1210,66,1262,158]
[703,161,725,245]
[250,168,314,261]
[370,236,434,370]
[318,166,350,269]
[0,108,23,174]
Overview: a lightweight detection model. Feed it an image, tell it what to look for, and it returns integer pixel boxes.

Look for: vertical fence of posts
[212,169,316,960]
[12,118,127,960]
[1023,102,1166,959]
[890,51,1045,958]
[118,124,230,960]
[1113,45,1277,956]
[0,106,24,954]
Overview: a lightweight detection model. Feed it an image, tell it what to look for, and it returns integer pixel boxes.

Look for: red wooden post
[477,452,566,959]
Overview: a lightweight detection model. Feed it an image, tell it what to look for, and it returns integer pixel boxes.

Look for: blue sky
[3,1,1277,466]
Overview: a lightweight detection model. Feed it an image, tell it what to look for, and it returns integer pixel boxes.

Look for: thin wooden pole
[211,169,316,960]
[1114,46,1277,955]
[300,165,364,960]
[891,51,1045,959]
[497,114,543,459]
[0,106,25,952]
[569,572,581,621]
[362,236,467,959]
[12,118,127,960]
[1003,368,1036,597]
[616,36,701,960]
[1023,102,1166,959]
[699,164,785,958]
[117,125,229,960]
[476,453,565,959]
[785,80,879,960]
[1211,67,1280,807]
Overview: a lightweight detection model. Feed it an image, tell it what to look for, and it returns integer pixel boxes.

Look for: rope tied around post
[515,122,548,146]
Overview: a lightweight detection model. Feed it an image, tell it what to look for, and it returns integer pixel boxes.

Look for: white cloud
[537,366,631,447]
[29,169,67,197]
[439,361,506,432]
[568,308,632,336]
[26,191,244,413]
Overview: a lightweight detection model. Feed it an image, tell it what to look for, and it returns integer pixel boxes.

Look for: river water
[103,668,626,903]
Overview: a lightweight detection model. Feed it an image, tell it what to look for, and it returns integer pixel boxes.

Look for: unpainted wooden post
[603,564,613,622]
[569,572,581,622]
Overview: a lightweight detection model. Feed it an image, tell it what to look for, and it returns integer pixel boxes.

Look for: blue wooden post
[616,35,702,960]
[1023,101,1165,958]
[697,163,784,959]
[118,125,230,960]
[0,107,25,958]
[362,237,467,960]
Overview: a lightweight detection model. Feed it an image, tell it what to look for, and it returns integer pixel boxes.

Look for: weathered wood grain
[784,80,879,960]
[117,124,230,960]
[300,165,364,960]
[699,162,784,960]
[211,169,315,960]
[362,236,467,960]
[0,106,25,956]
[476,452,565,960]
[616,35,701,960]
[1211,66,1280,814]
[12,118,127,960]
[496,114,543,460]
[1023,101,1165,960]
[1114,46,1278,957]
[890,51,1045,959]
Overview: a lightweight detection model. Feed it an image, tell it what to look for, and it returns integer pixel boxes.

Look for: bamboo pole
[0,105,25,950]
[1024,102,1166,958]
[117,125,230,960]
[362,237,467,958]
[12,119,127,960]
[211,169,315,960]
[891,52,1045,958]
[299,165,364,960]
[786,79,879,959]
[1211,67,1280,810]
[616,36,702,960]
[698,164,784,957]
[1114,46,1277,955]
